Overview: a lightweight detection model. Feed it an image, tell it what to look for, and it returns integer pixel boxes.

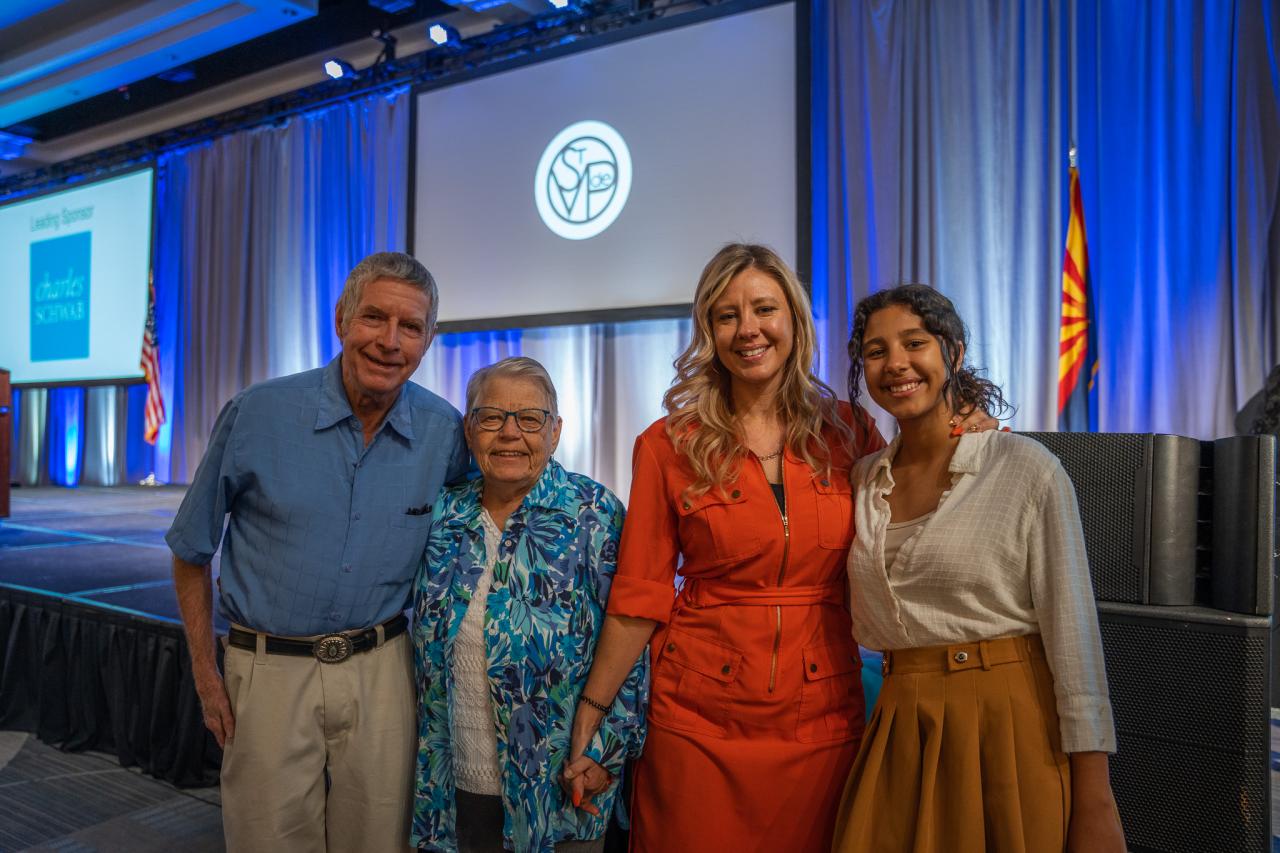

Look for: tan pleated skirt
[831,634,1070,853]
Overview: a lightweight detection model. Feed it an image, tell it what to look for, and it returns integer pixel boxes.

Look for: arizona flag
[1057,166,1098,431]
[140,272,166,445]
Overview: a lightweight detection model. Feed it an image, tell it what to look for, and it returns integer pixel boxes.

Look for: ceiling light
[324,59,359,80]
[0,130,32,161]
[367,0,415,11]
[157,66,195,83]
[428,23,462,48]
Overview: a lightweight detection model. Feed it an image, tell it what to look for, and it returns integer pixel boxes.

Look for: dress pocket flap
[659,627,744,683]
[676,488,748,517]
[802,640,860,681]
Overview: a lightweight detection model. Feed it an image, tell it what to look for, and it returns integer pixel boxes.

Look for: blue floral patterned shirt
[411,459,648,853]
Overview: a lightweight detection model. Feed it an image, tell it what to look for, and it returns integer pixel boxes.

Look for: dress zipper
[768,459,789,694]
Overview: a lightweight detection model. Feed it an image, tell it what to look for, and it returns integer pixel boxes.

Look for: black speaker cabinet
[1023,433,1200,604]
[1211,435,1278,616]
[1098,602,1272,853]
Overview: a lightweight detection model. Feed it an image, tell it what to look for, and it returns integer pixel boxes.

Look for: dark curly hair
[846,284,1012,421]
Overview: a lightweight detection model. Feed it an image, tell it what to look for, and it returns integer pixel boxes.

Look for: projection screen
[0,167,154,386]
[412,1,798,330]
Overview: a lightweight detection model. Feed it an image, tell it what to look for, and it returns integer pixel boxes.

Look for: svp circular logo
[534,120,632,240]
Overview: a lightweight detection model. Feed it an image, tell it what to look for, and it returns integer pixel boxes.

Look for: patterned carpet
[0,732,223,852]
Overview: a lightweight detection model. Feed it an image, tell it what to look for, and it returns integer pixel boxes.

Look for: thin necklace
[756,448,784,462]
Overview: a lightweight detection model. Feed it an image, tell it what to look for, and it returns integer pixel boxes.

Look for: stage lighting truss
[373,28,398,63]
[1,0,634,197]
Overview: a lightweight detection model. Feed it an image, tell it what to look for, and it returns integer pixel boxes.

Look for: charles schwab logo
[534,120,632,240]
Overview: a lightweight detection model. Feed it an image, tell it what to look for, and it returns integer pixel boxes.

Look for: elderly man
[166,252,468,852]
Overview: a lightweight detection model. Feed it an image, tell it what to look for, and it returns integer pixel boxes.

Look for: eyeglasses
[470,407,551,432]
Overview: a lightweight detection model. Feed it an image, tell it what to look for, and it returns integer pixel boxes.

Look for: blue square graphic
[30,231,91,362]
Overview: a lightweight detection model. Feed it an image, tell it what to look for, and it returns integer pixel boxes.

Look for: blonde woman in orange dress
[563,243,884,850]
[563,246,996,850]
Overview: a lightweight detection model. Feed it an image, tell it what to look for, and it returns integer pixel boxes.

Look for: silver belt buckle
[313,634,354,663]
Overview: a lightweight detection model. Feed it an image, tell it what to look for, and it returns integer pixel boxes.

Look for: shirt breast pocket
[392,509,434,529]
[813,474,854,549]
[677,488,762,565]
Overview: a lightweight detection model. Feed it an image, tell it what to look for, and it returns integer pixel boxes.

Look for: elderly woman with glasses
[410,356,648,853]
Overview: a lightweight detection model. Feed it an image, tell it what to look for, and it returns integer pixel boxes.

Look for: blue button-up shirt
[166,356,469,636]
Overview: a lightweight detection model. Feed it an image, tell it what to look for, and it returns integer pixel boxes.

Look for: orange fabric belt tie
[679,580,845,608]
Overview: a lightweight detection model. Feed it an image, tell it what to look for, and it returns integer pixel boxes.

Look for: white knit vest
[450,510,503,795]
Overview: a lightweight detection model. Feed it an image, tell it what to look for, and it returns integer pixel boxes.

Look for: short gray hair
[465,356,559,417]
[336,252,438,331]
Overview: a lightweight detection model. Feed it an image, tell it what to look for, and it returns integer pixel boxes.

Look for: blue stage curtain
[13,388,45,486]
[1074,0,1280,436]
[148,82,690,497]
[814,0,1070,433]
[817,0,1280,437]
[156,88,413,483]
[417,318,691,502]
[45,388,85,488]
[81,387,126,487]
[6,389,16,484]
[123,384,157,485]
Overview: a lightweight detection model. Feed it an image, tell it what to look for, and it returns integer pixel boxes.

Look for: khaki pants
[220,628,415,853]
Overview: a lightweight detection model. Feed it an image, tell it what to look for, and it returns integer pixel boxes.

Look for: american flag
[141,273,166,445]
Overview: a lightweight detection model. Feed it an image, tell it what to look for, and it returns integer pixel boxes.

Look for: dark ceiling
[5,0,455,143]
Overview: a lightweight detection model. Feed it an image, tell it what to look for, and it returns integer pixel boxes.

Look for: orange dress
[608,406,885,851]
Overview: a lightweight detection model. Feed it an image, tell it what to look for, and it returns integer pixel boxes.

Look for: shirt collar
[314,355,416,441]
[453,479,487,531]
[948,429,990,474]
[454,458,573,532]
[869,428,990,488]
[522,458,573,516]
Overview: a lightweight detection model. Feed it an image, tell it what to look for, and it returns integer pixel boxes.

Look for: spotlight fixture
[0,129,33,161]
[324,58,359,80]
[157,65,196,83]
[367,0,415,11]
[428,22,462,49]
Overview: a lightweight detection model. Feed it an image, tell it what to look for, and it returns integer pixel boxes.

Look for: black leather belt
[227,614,408,664]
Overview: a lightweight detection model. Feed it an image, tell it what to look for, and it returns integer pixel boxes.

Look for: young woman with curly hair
[831,285,1125,853]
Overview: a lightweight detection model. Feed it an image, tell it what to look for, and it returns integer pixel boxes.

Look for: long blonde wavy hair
[665,243,853,496]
